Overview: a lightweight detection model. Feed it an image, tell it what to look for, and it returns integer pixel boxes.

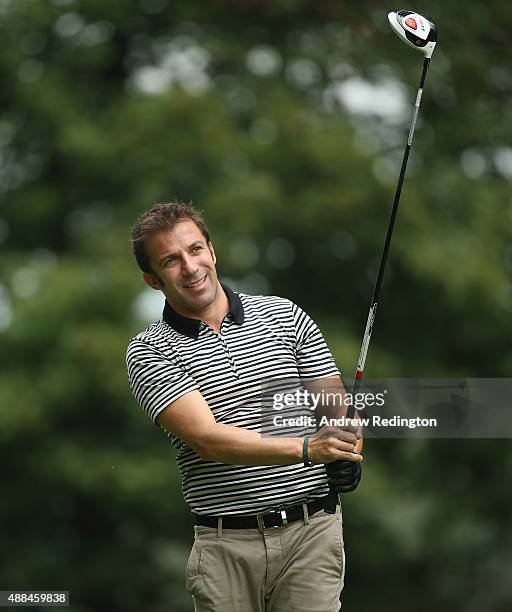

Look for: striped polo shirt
[126,286,340,516]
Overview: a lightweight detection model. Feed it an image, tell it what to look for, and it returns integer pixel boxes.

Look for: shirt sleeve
[126,338,199,424]
[291,302,340,380]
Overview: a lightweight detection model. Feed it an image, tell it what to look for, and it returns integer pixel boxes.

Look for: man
[126,201,363,612]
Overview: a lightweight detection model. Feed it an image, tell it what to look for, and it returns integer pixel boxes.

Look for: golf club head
[388,10,437,58]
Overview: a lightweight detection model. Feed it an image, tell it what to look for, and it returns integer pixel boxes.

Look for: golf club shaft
[349,56,430,406]
[324,56,431,515]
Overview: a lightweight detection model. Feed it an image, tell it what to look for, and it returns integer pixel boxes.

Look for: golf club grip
[324,490,338,514]
[324,374,363,515]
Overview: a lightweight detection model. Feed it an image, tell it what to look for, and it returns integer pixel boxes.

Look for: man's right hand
[307,426,363,464]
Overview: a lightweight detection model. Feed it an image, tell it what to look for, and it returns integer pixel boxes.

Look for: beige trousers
[186,507,345,612]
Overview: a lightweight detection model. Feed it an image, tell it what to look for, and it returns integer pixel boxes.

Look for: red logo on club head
[405,17,417,30]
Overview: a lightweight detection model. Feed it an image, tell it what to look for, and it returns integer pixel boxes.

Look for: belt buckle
[258,508,288,531]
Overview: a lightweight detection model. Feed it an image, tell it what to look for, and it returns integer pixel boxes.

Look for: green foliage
[1,1,511,610]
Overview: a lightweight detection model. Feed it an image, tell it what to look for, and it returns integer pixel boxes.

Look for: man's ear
[142,272,163,290]
[208,241,216,265]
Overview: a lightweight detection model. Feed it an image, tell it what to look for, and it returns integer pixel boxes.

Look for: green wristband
[303,435,312,467]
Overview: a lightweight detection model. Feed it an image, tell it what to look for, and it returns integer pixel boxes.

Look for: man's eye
[193,246,203,252]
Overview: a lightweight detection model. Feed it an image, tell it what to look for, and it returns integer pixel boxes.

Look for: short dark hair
[131,201,211,274]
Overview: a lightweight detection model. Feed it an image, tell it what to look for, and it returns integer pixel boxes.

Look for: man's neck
[170,283,229,334]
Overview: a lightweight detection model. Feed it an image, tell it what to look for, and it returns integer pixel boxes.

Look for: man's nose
[181,255,199,276]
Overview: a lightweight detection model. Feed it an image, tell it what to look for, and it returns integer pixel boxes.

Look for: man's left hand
[326,459,362,493]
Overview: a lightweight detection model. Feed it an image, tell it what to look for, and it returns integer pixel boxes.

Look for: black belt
[194,495,332,530]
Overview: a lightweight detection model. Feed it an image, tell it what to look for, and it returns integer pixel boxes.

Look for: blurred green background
[1,0,511,610]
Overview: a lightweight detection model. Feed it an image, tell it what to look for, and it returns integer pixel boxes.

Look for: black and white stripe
[126,290,340,515]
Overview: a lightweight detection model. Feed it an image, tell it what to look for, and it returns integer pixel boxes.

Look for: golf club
[324,10,438,516]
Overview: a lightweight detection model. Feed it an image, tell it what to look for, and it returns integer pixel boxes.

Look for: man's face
[143,220,219,317]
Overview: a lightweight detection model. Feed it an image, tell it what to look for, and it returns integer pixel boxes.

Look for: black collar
[162,284,244,339]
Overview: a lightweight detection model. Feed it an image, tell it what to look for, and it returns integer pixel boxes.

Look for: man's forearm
[156,387,361,465]
[303,376,350,421]
[304,376,364,453]
[195,423,303,465]
[194,421,362,466]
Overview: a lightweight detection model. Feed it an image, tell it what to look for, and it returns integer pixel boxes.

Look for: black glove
[326,459,362,494]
